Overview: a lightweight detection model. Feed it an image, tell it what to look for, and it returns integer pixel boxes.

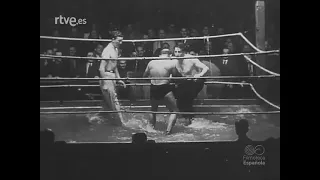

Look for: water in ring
[40,102,280,143]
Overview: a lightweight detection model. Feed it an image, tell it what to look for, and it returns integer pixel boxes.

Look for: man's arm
[99,60,108,78]
[143,62,151,78]
[193,59,209,77]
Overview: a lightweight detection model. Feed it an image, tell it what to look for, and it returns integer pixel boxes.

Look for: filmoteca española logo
[243,145,266,166]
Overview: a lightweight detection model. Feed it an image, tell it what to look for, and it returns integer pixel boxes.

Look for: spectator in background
[93,43,104,58]
[167,24,179,38]
[40,50,52,77]
[138,34,153,57]
[47,51,66,78]
[117,60,135,101]
[67,46,78,77]
[189,28,203,54]
[212,27,226,54]
[132,45,150,73]
[78,52,100,78]
[147,28,156,39]
[235,119,252,143]
[153,29,176,54]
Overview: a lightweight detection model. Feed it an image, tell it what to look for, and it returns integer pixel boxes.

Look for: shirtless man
[143,48,178,135]
[173,44,209,125]
[99,31,126,126]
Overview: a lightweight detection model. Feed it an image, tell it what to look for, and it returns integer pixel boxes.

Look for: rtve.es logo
[54,15,87,27]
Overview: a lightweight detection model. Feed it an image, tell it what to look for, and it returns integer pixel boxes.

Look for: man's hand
[117,80,126,88]
[194,74,202,78]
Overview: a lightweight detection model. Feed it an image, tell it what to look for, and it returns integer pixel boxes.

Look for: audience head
[235,119,249,138]
[90,30,99,39]
[158,29,166,39]
[227,42,235,53]
[161,42,170,50]
[205,41,213,52]
[189,50,197,56]
[132,133,147,144]
[180,28,188,38]
[118,60,127,70]
[168,24,176,33]
[111,30,124,48]
[55,51,62,63]
[46,49,54,55]
[87,52,94,62]
[136,46,145,57]
[69,46,77,56]
[52,29,60,37]
[202,26,209,36]
[242,44,252,53]
[148,29,155,39]
[190,28,199,37]
[95,44,104,56]
[222,48,229,54]
[217,27,225,35]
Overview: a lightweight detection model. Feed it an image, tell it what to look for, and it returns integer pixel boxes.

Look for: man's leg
[164,91,178,135]
[147,98,158,131]
[100,79,124,126]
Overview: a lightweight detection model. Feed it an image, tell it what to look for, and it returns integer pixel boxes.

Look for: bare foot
[146,124,157,133]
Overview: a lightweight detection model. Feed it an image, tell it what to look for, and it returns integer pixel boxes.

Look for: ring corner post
[255,0,266,76]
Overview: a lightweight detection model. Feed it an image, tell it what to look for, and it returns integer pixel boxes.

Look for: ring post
[255,0,266,75]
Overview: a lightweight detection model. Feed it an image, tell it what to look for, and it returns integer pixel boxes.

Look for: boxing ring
[40,32,280,143]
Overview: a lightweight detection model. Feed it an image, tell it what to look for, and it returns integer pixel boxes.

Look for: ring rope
[248,83,280,110]
[40,50,279,61]
[40,33,241,43]
[243,55,280,76]
[40,110,280,115]
[40,104,260,110]
[239,33,263,53]
[40,75,279,81]
[40,81,251,88]
[40,32,268,53]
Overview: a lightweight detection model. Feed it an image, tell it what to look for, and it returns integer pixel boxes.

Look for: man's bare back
[144,59,177,85]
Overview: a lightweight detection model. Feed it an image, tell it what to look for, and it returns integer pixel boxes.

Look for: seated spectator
[67,46,78,77]
[117,60,135,101]
[76,52,101,98]
[131,45,150,73]
[177,28,190,47]
[147,28,156,39]
[40,50,52,77]
[153,29,175,54]
[235,119,252,143]
[199,41,214,55]
[166,24,179,38]
[139,34,153,57]
[47,51,66,78]
[212,27,226,54]
[78,52,100,78]
[188,28,203,53]
[93,43,104,58]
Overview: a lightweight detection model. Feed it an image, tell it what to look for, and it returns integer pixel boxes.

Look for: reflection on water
[40,107,280,143]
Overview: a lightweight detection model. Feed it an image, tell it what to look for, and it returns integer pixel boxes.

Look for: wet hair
[110,30,123,40]
[174,43,187,52]
[161,43,170,49]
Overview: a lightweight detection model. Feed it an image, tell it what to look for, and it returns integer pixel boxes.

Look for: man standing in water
[99,31,126,126]
[143,48,179,135]
[173,44,209,125]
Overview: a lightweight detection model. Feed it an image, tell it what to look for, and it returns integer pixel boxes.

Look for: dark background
[40,0,280,38]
